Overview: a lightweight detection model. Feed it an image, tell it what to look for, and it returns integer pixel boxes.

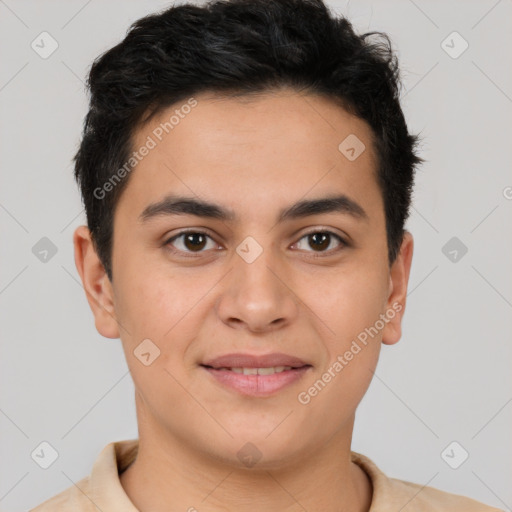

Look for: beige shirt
[29,439,503,511]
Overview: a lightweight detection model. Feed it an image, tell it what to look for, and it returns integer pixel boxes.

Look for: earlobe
[381,230,414,346]
[73,225,120,339]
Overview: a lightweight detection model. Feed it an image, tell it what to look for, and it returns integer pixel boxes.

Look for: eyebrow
[138,193,369,224]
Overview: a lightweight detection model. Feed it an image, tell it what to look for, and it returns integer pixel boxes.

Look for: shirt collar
[88,438,139,511]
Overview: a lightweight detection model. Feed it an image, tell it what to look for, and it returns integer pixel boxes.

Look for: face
[75,88,413,469]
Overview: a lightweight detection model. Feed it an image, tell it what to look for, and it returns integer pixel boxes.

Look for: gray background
[1,0,511,510]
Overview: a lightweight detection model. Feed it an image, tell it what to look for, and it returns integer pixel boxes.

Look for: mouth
[202,365,302,375]
[200,353,312,397]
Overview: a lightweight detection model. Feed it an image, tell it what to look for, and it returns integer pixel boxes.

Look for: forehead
[118,89,383,227]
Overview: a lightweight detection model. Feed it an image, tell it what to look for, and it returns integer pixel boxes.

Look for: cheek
[114,273,195,409]
[113,266,212,387]
[314,265,388,339]
[305,266,387,396]
[114,260,190,339]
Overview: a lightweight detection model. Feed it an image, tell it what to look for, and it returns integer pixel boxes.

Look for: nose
[215,246,299,333]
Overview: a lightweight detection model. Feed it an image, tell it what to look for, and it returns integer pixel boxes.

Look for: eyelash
[164,229,348,258]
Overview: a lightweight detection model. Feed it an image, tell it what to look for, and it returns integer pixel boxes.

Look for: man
[30,0,502,510]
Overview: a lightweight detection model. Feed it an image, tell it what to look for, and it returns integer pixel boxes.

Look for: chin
[210,430,311,470]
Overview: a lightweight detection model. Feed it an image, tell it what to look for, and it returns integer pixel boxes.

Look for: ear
[381,230,414,346]
[73,225,120,339]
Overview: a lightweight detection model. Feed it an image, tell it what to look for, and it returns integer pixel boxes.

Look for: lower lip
[202,366,311,397]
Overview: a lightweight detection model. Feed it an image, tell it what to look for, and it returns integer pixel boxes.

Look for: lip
[201,352,312,397]
[202,352,309,369]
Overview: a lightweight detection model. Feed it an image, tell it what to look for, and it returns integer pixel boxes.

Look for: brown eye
[294,231,346,254]
[166,231,217,254]
[308,232,330,251]
[183,232,207,251]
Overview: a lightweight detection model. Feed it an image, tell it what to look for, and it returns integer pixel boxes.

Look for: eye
[164,229,348,258]
[293,230,347,255]
[165,230,218,255]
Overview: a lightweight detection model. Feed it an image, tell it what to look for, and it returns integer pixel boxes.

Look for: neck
[120,399,372,512]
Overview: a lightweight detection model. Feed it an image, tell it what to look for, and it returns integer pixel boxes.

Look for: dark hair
[74,0,421,280]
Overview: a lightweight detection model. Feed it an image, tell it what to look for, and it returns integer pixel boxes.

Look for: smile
[214,366,293,374]
[201,364,312,396]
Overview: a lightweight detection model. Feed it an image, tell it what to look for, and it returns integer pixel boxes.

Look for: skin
[74,88,413,512]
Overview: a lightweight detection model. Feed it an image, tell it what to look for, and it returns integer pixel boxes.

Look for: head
[74,0,419,468]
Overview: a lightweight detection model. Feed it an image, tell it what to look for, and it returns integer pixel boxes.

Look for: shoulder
[351,451,504,512]
[386,476,504,512]
[28,476,94,511]
[29,439,138,512]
